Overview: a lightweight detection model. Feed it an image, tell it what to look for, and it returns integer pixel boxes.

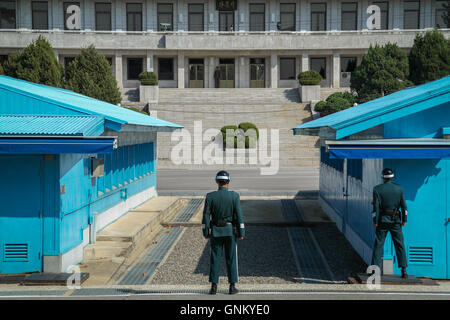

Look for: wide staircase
[151,88,320,169]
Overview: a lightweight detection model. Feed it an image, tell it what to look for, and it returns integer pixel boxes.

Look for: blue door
[386,159,447,278]
[0,156,43,274]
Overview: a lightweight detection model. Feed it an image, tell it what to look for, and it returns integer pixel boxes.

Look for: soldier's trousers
[209,235,238,284]
[371,223,408,270]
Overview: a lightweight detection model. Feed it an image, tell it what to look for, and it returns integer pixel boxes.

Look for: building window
[188,3,204,31]
[158,57,174,80]
[279,3,295,31]
[157,3,173,31]
[0,0,16,29]
[311,3,326,31]
[95,2,111,31]
[127,58,143,80]
[280,58,296,80]
[32,1,48,30]
[435,0,450,28]
[310,57,326,79]
[404,1,420,29]
[372,1,389,30]
[341,2,358,30]
[127,3,142,31]
[63,2,80,30]
[249,3,265,31]
[106,57,113,66]
[340,57,357,73]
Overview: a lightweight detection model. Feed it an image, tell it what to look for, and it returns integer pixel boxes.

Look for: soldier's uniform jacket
[373,181,407,225]
[202,187,245,238]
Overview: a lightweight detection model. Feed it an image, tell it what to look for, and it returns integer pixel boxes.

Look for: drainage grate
[117,227,184,285]
[173,198,203,222]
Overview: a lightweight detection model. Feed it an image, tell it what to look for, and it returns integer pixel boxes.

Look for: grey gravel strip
[173,198,203,222]
[117,227,184,285]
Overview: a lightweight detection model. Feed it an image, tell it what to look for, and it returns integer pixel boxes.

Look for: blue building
[0,75,182,274]
[293,76,450,279]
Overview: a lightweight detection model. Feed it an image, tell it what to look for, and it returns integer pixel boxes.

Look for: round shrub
[313,101,327,113]
[297,70,322,85]
[139,71,158,85]
[326,91,356,106]
[221,125,238,148]
[238,122,259,148]
[324,97,352,113]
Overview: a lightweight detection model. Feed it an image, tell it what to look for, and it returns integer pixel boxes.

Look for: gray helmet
[215,170,230,182]
[382,168,394,179]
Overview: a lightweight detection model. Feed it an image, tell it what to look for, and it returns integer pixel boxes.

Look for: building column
[115,53,123,90]
[208,56,215,88]
[270,53,278,88]
[146,51,154,72]
[239,57,247,88]
[332,53,340,88]
[177,53,185,88]
[301,54,309,72]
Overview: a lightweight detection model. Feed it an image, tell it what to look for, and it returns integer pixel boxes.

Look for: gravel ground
[150,226,299,285]
[309,224,367,281]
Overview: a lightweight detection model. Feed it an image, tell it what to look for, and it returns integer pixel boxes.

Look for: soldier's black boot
[401,267,408,279]
[209,283,217,295]
[229,283,239,295]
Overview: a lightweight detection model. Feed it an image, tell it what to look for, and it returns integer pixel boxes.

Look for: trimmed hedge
[314,91,356,116]
[298,70,322,85]
[126,106,148,115]
[139,71,158,85]
[221,123,259,148]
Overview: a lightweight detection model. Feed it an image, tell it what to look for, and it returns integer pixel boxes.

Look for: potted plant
[297,70,322,103]
[139,71,159,103]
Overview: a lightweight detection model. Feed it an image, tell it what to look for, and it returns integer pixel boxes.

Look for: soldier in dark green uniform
[202,170,245,295]
[371,168,408,278]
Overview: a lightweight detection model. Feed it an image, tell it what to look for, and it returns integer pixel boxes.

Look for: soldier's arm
[234,193,245,238]
[373,189,380,225]
[400,189,407,223]
[202,196,212,238]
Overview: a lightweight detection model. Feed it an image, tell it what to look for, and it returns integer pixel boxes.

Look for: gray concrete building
[0,0,449,102]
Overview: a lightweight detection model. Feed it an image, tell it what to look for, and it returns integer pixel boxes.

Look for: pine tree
[65,45,121,105]
[351,43,410,103]
[408,29,450,85]
[2,35,63,87]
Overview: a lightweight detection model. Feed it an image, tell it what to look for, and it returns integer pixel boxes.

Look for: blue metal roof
[0,75,183,130]
[0,115,104,136]
[292,76,450,139]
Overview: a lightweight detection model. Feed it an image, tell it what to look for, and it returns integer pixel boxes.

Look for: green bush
[238,122,259,148]
[221,125,238,148]
[314,92,355,116]
[298,70,322,85]
[326,92,356,106]
[3,35,63,87]
[0,63,3,75]
[139,71,158,86]
[324,97,352,114]
[64,45,121,104]
[125,106,148,115]
[313,101,328,113]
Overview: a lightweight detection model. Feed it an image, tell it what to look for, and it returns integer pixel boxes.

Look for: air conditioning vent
[408,246,433,265]
[3,244,28,262]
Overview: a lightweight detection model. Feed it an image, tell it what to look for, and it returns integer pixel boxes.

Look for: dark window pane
[158,58,174,80]
[280,3,295,31]
[63,2,80,30]
[219,11,234,31]
[280,58,295,80]
[127,3,142,31]
[0,0,16,29]
[310,57,326,79]
[64,56,75,69]
[32,1,48,30]
[340,57,357,72]
[128,58,143,80]
[106,57,113,66]
[189,4,203,31]
[435,1,449,28]
[403,1,420,29]
[158,3,173,31]
[341,2,357,30]
[249,3,265,31]
[373,2,389,29]
[95,3,111,31]
[311,3,326,31]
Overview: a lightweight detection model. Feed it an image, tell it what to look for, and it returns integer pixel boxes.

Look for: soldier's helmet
[215,170,231,182]
[382,168,394,179]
